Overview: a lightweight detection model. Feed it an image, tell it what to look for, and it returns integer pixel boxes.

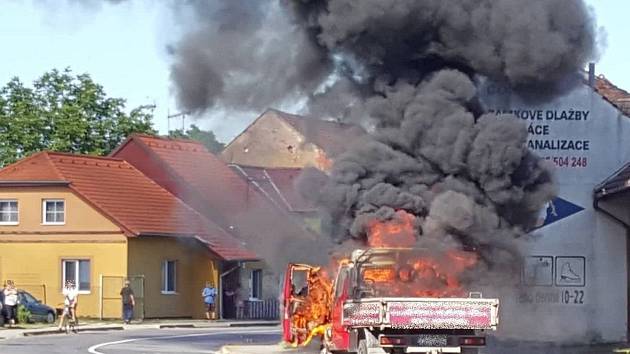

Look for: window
[162,260,177,293]
[43,199,65,224]
[62,259,91,293]
[0,200,18,224]
[19,292,37,304]
[250,269,263,300]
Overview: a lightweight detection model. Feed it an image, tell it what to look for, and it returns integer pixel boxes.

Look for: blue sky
[0,0,627,142]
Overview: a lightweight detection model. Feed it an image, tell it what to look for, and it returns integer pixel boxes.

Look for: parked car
[18,290,56,324]
[0,290,4,326]
[0,290,56,325]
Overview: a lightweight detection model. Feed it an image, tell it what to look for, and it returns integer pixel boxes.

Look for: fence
[236,299,279,320]
[99,275,145,320]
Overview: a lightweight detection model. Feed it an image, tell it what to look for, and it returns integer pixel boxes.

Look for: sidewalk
[0,319,279,340]
[219,345,295,354]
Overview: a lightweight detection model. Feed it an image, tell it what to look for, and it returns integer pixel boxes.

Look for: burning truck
[283,210,500,354]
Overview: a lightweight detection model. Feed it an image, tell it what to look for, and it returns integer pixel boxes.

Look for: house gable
[0,185,123,237]
[221,109,328,168]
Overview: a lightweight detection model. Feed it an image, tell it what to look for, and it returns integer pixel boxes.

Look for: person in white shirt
[3,280,18,327]
[58,280,78,331]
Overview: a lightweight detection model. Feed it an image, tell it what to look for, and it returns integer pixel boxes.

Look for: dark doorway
[221,262,241,319]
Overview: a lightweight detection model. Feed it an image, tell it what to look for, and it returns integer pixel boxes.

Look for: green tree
[169,124,225,153]
[0,68,156,166]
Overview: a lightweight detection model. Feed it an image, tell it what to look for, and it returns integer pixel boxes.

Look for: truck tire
[357,339,368,354]
[320,348,348,354]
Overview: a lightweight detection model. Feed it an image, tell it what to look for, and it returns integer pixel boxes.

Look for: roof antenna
[167,111,191,134]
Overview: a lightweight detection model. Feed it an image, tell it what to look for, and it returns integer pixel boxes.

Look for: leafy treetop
[0,68,156,166]
[168,124,225,153]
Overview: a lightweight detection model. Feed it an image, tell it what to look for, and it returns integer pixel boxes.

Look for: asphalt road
[0,326,282,354]
[0,326,622,354]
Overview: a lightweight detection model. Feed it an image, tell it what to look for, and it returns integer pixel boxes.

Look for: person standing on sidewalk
[3,280,18,327]
[120,280,135,324]
[202,282,217,320]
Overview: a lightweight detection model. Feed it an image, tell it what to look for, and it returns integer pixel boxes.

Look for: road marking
[87,328,279,354]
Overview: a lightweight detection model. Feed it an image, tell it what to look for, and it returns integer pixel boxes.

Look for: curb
[156,322,279,329]
[159,324,195,329]
[227,322,280,327]
[2,321,279,339]
[218,344,291,354]
[22,325,124,337]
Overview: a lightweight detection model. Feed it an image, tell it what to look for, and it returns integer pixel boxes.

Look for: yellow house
[0,152,256,319]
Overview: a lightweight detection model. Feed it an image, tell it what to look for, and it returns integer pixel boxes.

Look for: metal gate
[99,275,145,320]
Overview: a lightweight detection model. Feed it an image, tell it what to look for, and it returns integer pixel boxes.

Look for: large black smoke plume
[287,0,595,282]
[304,70,557,281]
[167,0,595,282]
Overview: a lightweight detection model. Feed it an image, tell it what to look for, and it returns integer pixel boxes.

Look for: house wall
[0,241,127,318]
[127,236,220,319]
[0,186,127,318]
[0,187,122,233]
[479,80,630,343]
[239,260,277,302]
[221,112,330,169]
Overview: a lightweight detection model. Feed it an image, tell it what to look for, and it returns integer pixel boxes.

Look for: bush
[17,304,31,324]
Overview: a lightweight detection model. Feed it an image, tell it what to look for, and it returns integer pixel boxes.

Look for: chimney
[588,62,595,87]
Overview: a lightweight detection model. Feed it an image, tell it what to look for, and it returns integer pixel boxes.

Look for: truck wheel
[320,347,347,354]
[357,339,368,354]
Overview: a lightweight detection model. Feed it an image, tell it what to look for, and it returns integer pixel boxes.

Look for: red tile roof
[595,75,630,116]
[0,152,66,182]
[0,151,255,261]
[229,165,316,213]
[265,109,365,157]
[122,135,253,214]
[111,134,318,246]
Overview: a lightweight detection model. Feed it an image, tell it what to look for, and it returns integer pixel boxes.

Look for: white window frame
[42,199,65,225]
[0,199,19,225]
[161,260,177,294]
[249,269,263,301]
[61,259,91,294]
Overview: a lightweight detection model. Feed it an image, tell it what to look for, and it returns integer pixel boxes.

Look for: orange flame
[315,151,333,172]
[288,209,479,346]
[288,267,333,345]
[364,210,478,297]
[366,210,416,247]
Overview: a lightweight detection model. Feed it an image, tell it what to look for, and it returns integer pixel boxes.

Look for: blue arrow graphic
[534,197,584,229]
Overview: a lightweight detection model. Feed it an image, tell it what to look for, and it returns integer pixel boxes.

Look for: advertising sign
[478,79,630,343]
